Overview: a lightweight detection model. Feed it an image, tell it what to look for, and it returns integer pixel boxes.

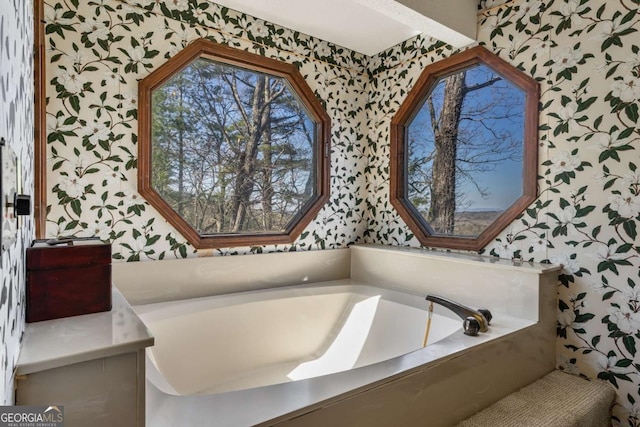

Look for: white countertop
[17,288,154,375]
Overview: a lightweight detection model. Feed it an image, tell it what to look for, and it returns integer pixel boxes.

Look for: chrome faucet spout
[425,294,491,335]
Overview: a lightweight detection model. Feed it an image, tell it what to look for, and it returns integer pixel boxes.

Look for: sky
[406,63,525,213]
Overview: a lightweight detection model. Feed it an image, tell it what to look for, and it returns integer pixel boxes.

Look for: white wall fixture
[1,137,18,252]
[1,138,31,255]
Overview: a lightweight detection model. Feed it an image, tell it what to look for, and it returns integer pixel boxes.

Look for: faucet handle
[478,308,492,325]
[425,294,491,333]
[463,317,481,336]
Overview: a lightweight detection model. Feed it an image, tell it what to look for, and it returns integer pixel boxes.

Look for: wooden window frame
[34,0,47,238]
[138,39,331,249]
[389,46,539,251]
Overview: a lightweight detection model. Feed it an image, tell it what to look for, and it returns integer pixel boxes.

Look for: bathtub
[134,281,462,396]
[118,244,559,426]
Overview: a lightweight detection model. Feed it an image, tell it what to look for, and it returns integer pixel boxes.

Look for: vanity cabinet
[15,289,153,427]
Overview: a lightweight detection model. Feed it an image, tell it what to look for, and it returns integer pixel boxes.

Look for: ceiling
[212,0,477,56]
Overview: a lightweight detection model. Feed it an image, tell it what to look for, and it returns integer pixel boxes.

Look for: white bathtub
[134,280,462,396]
[118,245,559,427]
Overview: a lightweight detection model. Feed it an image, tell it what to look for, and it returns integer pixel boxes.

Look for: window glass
[406,64,525,237]
[151,58,317,234]
[138,39,330,248]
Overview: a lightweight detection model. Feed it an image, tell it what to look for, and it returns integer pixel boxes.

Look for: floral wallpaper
[43,0,640,424]
[0,0,34,404]
[366,0,640,425]
[44,0,369,260]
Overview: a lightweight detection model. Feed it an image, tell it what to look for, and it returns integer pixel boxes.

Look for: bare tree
[408,66,524,235]
[427,72,465,234]
[151,59,315,234]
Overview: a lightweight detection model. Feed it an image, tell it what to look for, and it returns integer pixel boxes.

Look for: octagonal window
[139,39,330,249]
[390,46,539,251]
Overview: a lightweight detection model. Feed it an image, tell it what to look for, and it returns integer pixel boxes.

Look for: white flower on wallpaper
[530,236,548,253]
[591,243,628,263]
[493,240,517,259]
[610,75,640,102]
[557,307,576,329]
[596,130,630,151]
[248,21,269,38]
[559,0,586,27]
[622,170,640,187]
[552,205,579,233]
[55,69,87,94]
[102,71,122,86]
[88,220,112,240]
[549,252,579,275]
[550,150,581,173]
[46,115,74,134]
[552,46,584,73]
[58,175,88,199]
[608,305,640,335]
[531,39,550,56]
[479,15,499,35]
[127,45,152,66]
[608,191,640,218]
[68,49,89,66]
[592,15,633,42]
[513,0,542,22]
[44,4,71,25]
[595,353,628,375]
[81,120,110,145]
[79,18,110,42]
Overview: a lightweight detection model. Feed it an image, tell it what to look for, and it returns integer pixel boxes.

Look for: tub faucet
[425,294,492,336]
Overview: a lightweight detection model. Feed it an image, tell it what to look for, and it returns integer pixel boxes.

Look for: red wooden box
[26,239,112,322]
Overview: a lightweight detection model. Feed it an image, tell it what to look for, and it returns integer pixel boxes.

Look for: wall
[0,1,34,404]
[366,0,640,425]
[43,0,640,424]
[43,0,369,260]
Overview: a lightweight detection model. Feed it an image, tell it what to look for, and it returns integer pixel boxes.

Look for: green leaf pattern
[45,0,369,260]
[1,0,36,403]
[44,0,640,423]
